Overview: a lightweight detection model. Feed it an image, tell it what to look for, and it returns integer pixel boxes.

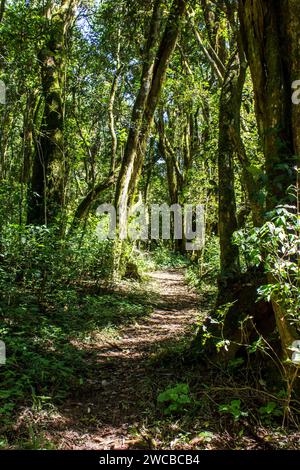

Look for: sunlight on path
[44,270,200,449]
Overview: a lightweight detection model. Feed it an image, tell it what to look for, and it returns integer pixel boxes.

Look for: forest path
[47,269,199,449]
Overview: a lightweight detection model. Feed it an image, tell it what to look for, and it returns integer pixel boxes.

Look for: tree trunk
[239,0,299,209]
[70,174,115,233]
[239,0,300,359]
[115,0,186,238]
[27,0,79,227]
[218,54,243,280]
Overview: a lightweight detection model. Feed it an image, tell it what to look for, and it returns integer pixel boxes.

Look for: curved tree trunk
[69,174,115,233]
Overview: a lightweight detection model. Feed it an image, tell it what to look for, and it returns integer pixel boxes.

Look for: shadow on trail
[28,270,200,449]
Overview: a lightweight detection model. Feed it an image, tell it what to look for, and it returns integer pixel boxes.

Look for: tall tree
[115,0,187,238]
[217,53,243,279]
[238,0,300,359]
[27,0,80,227]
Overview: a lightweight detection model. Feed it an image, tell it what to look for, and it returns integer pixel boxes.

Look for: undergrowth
[0,288,153,430]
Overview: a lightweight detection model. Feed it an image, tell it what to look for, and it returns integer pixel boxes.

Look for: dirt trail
[47,270,199,449]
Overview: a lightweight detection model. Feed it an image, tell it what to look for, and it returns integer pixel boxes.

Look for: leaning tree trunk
[115,0,186,239]
[114,0,163,237]
[112,0,186,277]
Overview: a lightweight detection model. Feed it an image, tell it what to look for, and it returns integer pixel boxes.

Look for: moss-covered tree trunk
[238,0,300,360]
[218,54,245,280]
[114,0,163,237]
[27,0,79,227]
[115,0,186,238]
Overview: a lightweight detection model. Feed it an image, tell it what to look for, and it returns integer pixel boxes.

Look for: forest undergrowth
[1,241,299,450]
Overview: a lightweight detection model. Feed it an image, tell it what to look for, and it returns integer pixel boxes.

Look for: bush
[234,204,300,328]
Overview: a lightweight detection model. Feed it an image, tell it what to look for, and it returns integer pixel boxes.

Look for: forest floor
[36,269,201,449]
[6,268,300,450]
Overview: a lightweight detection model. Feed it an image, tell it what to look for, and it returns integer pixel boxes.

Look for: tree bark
[27,0,79,227]
[70,174,115,233]
[218,53,243,279]
[239,0,300,359]
[108,30,122,175]
[115,0,186,238]
[239,0,299,209]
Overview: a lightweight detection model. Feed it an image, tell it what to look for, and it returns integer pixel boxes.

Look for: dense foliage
[0,0,299,450]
